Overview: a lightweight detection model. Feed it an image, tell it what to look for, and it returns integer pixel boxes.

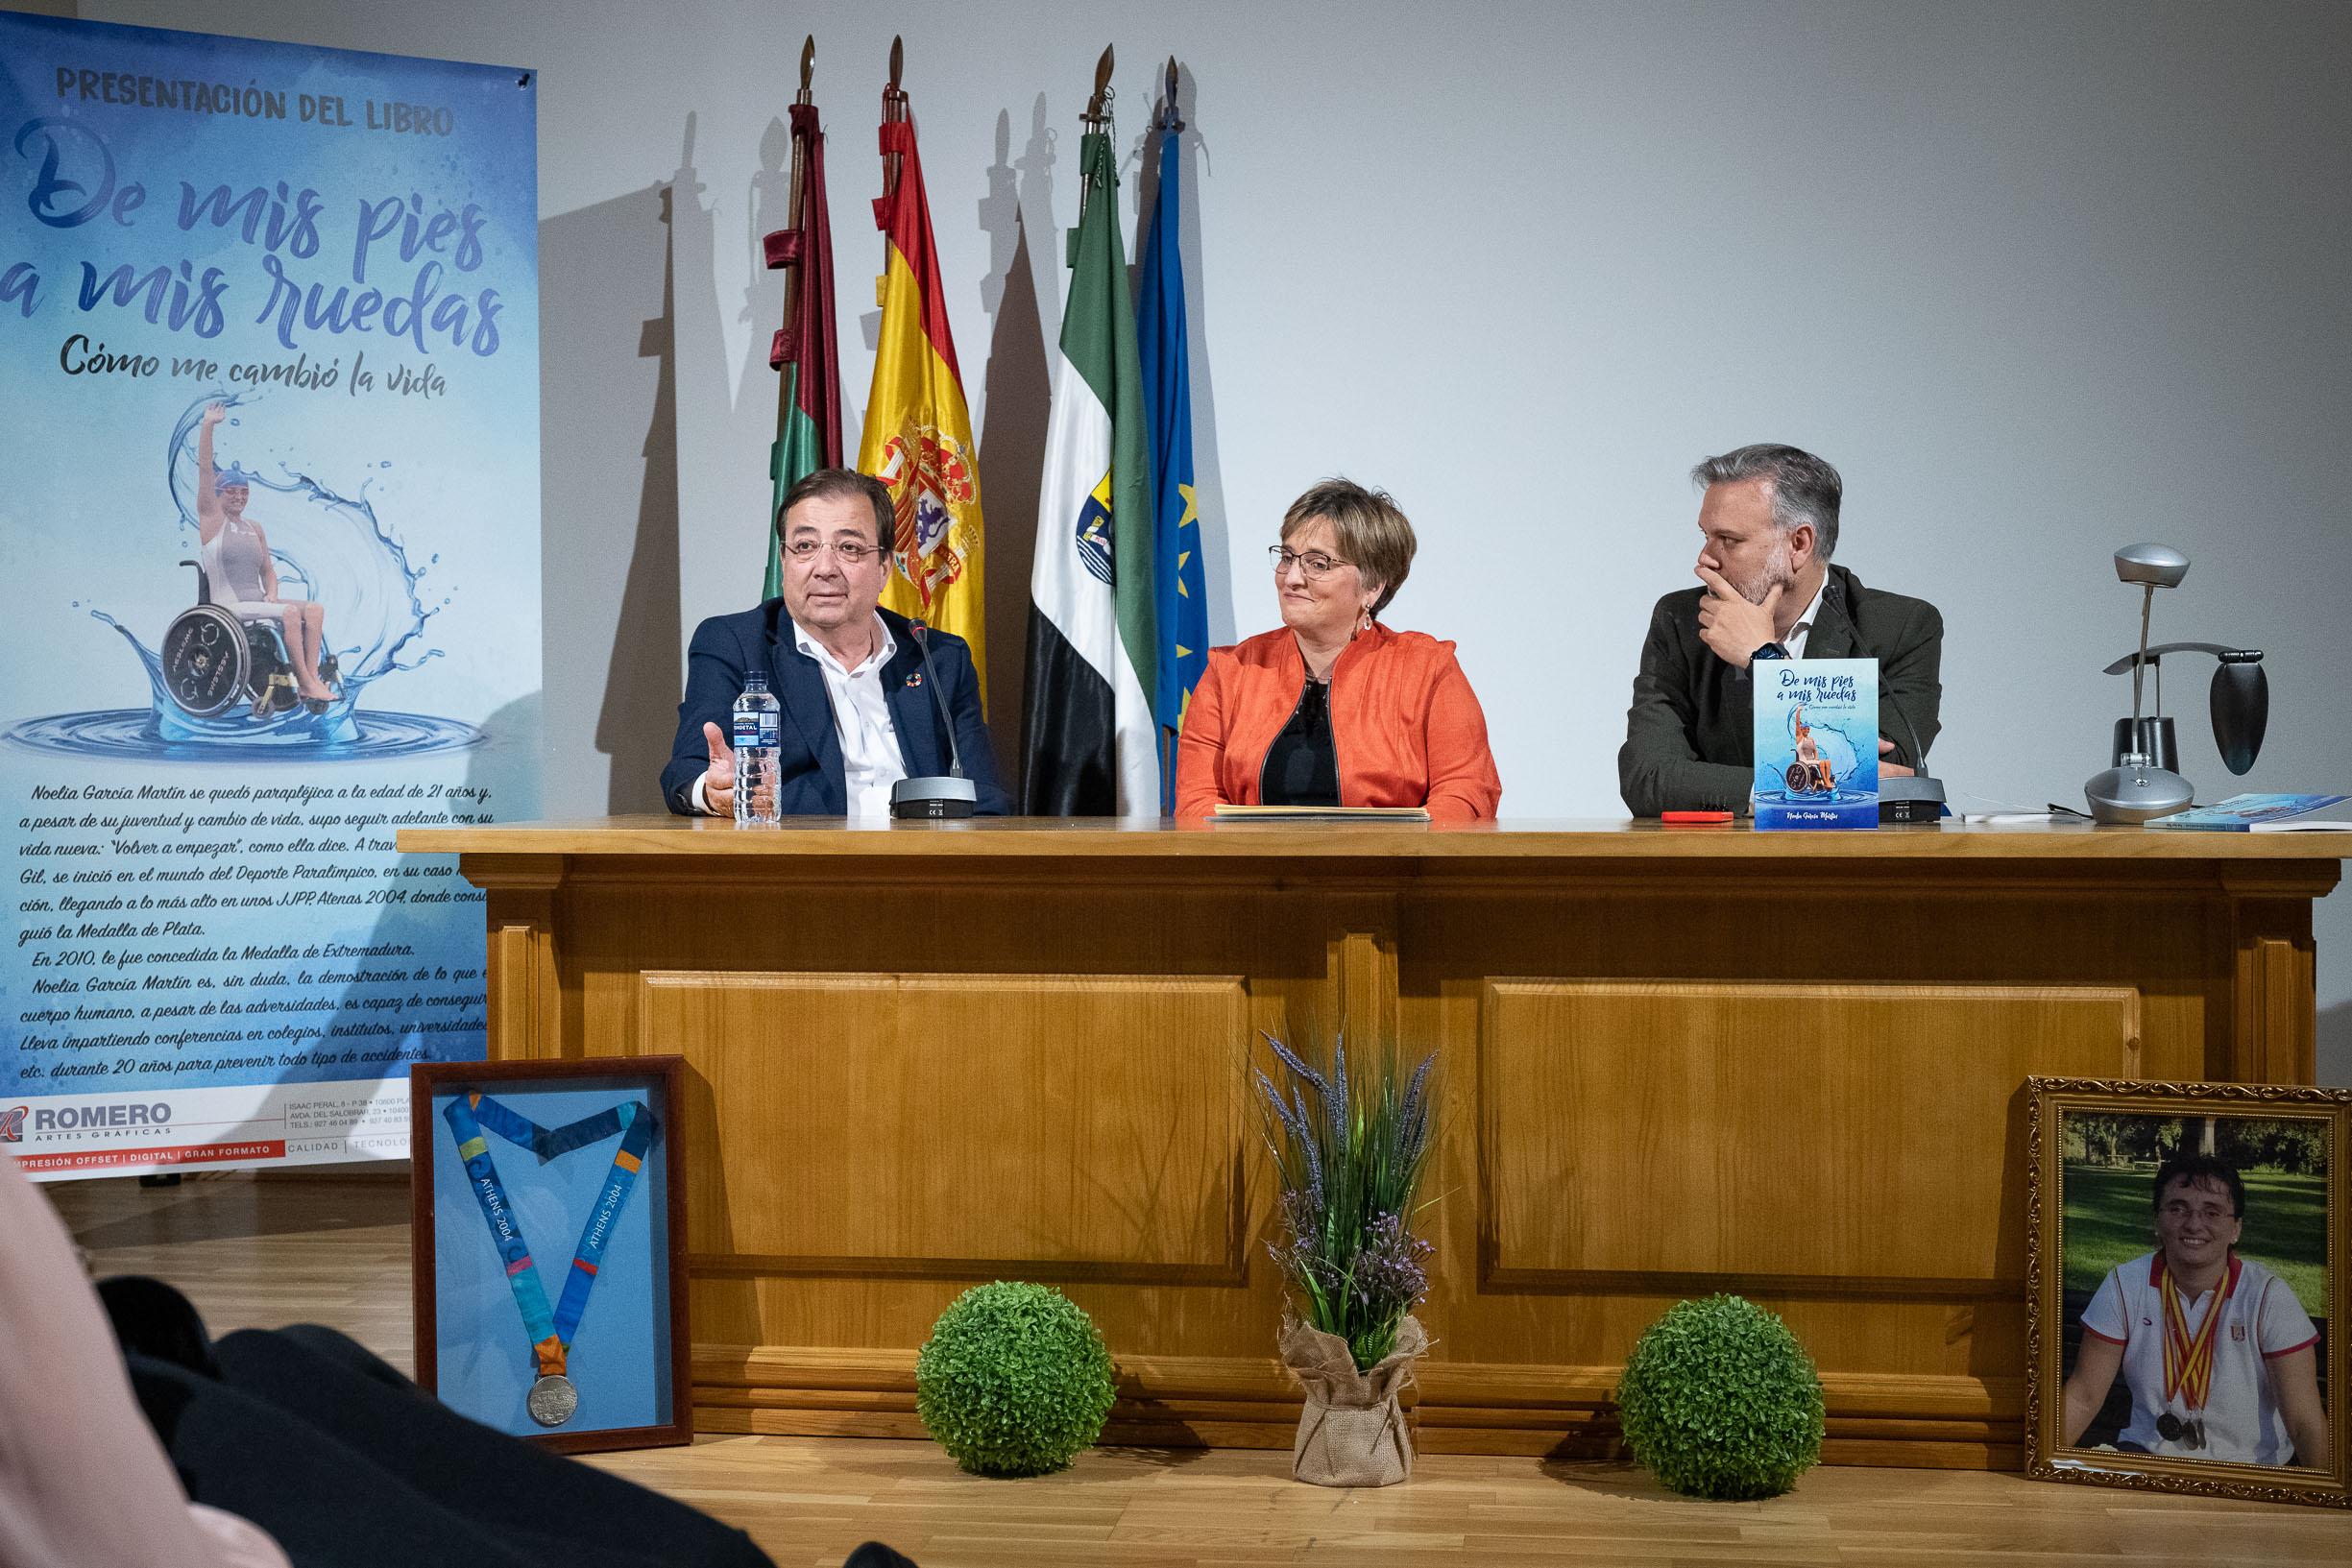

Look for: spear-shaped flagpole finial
[1081,42,1114,129]
[882,36,908,200]
[798,35,813,99]
[1158,55,1184,133]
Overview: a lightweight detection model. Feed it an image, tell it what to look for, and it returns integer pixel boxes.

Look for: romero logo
[29,1101,172,1132]
[0,1106,25,1143]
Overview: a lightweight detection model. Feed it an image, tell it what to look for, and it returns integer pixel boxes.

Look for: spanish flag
[861,112,985,699]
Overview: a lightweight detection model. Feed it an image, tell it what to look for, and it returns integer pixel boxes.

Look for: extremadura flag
[1022,126,1157,815]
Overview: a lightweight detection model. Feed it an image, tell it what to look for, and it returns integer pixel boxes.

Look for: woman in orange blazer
[1176,479,1501,821]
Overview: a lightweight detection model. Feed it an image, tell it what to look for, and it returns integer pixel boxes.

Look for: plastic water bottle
[731,670,781,824]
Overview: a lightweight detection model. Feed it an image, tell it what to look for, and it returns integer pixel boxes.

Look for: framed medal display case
[2025,1077,2350,1508]
[411,1056,691,1455]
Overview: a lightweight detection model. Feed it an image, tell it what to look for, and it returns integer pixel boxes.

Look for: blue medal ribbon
[444,1091,658,1378]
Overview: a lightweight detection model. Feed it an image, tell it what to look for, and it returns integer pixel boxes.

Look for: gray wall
[70,1,2352,1081]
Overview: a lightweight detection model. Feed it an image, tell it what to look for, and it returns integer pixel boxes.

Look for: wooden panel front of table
[399,817,2345,1468]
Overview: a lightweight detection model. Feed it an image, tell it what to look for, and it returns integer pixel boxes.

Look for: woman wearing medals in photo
[2061,1153,2330,1467]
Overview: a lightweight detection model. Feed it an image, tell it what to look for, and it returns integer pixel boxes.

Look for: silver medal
[526,1372,579,1428]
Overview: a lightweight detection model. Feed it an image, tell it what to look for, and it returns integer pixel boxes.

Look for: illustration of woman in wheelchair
[161,401,341,719]
[1783,703,1838,795]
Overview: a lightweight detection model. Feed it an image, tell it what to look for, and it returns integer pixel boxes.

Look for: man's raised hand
[700,721,736,815]
[1694,566,1781,670]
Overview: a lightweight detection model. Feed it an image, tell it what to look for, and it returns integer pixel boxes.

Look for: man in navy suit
[662,469,1009,817]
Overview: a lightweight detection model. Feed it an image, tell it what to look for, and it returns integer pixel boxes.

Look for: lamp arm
[2099,642,2261,677]
[2130,585,2153,723]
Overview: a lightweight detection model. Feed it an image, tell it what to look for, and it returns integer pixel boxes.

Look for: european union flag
[1137,95,1207,808]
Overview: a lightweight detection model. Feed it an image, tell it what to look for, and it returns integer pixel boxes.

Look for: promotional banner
[0,15,540,1177]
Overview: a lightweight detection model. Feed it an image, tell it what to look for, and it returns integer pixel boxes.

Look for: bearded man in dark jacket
[1619,444,1943,817]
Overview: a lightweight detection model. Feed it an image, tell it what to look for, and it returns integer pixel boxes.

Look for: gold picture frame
[2025,1076,2349,1508]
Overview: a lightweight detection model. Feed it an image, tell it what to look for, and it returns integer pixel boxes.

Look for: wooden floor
[45,1170,2350,1567]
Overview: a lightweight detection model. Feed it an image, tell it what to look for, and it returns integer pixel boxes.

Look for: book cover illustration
[1753,659,1879,830]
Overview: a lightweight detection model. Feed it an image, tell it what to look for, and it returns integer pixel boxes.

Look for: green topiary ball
[1614,1294,1827,1501]
[914,1281,1118,1477]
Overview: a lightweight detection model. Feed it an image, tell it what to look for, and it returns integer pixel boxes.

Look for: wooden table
[399,816,2346,1468]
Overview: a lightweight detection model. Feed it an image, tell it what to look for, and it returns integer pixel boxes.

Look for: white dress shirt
[798,615,908,817]
[1782,573,1830,659]
[692,615,909,817]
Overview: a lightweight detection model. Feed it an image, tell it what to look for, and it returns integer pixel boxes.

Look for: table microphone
[1878,707,1947,823]
[890,621,980,819]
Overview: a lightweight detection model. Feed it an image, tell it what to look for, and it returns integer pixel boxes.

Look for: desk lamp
[2083,544,2271,824]
[2085,544,2194,824]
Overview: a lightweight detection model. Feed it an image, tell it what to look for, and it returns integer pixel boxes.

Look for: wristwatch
[1752,641,1790,662]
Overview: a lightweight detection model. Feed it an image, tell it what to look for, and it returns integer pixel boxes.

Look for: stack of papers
[1209,805,1433,821]
[2145,793,2352,832]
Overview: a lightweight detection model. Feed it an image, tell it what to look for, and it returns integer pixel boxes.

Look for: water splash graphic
[1755,706,1871,805]
[5,395,480,761]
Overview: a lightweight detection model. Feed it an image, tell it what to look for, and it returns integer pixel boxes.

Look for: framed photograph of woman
[410,1056,690,1455]
[2025,1076,2350,1508]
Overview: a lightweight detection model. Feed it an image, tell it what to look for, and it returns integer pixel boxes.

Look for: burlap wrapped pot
[1278,1315,1427,1487]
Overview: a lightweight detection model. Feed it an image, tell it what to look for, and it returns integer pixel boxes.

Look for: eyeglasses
[784,539,883,565]
[1270,546,1354,580]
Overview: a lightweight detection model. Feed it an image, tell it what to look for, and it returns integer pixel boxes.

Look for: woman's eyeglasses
[1270,546,1352,580]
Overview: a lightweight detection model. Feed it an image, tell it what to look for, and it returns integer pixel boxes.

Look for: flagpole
[880,34,909,310]
[862,36,989,697]
[1083,43,1114,130]
[1026,44,1159,813]
[882,36,906,202]
[1152,57,1182,806]
[1077,44,1114,222]
[774,36,813,447]
[1080,39,1128,794]
[1154,56,1181,136]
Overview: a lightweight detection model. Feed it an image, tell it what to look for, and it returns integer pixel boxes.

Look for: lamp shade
[2210,655,2267,776]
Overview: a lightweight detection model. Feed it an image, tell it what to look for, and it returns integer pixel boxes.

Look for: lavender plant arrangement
[1256,1030,1438,1487]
